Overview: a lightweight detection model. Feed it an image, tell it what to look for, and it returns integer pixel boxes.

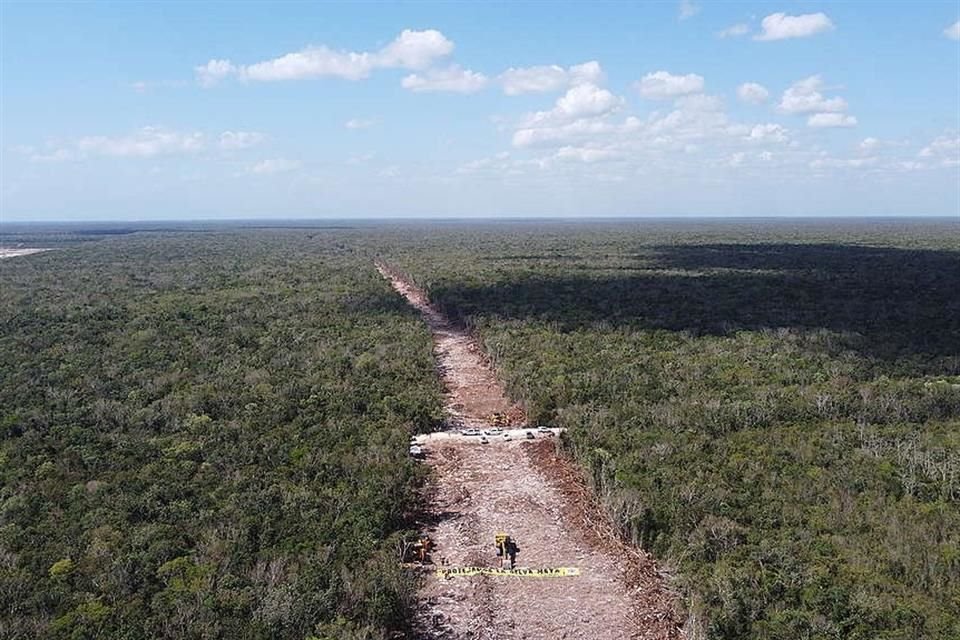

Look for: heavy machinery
[490,412,509,428]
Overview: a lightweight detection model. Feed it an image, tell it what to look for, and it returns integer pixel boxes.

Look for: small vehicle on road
[462,428,482,436]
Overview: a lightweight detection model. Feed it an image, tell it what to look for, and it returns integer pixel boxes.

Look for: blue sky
[1,1,958,221]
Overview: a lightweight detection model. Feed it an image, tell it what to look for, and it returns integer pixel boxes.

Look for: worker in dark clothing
[495,533,520,569]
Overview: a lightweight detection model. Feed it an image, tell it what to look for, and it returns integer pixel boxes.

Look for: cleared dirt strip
[377,263,684,640]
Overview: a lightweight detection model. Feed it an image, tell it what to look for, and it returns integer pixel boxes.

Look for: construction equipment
[490,412,509,428]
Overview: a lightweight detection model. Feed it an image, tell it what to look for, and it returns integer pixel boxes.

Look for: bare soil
[378,263,684,640]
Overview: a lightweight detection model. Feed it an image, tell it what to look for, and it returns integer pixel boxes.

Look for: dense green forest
[4,219,959,639]
[385,219,960,640]
[0,231,443,639]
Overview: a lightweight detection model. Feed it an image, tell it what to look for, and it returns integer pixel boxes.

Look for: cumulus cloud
[717,23,750,38]
[554,83,623,118]
[241,48,375,82]
[249,158,301,174]
[401,65,488,93]
[678,0,700,20]
[377,29,455,68]
[499,61,602,95]
[778,76,848,114]
[945,21,960,40]
[514,83,625,143]
[918,133,960,164]
[501,65,567,95]
[737,82,770,104]
[636,71,704,99]
[219,131,264,150]
[755,12,834,41]
[196,29,453,85]
[196,60,237,87]
[807,113,857,128]
[748,123,788,142]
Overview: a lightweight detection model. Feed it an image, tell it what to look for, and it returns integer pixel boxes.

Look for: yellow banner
[435,566,580,578]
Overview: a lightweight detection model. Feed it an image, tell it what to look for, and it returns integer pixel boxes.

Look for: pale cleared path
[377,263,683,640]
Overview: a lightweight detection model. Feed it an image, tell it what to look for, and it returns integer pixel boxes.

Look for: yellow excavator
[490,412,509,428]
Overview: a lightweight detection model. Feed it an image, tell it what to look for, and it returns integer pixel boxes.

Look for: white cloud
[718,23,750,38]
[249,158,300,174]
[755,12,834,41]
[945,20,960,40]
[554,83,623,118]
[401,65,488,93]
[637,71,704,100]
[748,123,788,143]
[345,118,378,129]
[376,29,455,68]
[737,82,769,104]
[778,76,848,114]
[555,146,621,163]
[196,59,238,87]
[500,65,568,95]
[512,118,618,148]
[859,137,880,152]
[196,29,453,85]
[499,61,603,95]
[678,0,700,20]
[646,101,730,140]
[810,156,877,169]
[219,131,264,150]
[918,133,960,163]
[807,113,857,128]
[241,48,375,82]
[515,83,625,143]
[76,127,205,158]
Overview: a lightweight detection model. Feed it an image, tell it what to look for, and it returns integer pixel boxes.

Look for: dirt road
[377,263,683,640]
